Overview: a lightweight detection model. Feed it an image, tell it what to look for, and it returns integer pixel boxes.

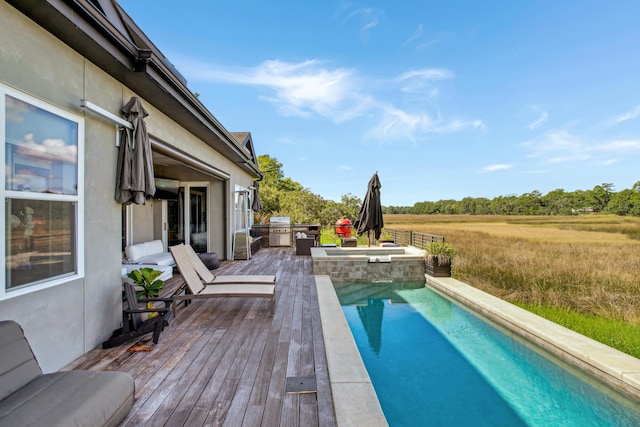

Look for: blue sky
[120,1,640,206]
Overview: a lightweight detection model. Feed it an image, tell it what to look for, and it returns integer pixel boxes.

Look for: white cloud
[16,133,77,164]
[367,105,484,143]
[361,16,379,33]
[522,130,640,165]
[416,37,441,50]
[401,24,423,47]
[482,164,513,172]
[336,5,381,38]
[593,139,640,152]
[397,68,454,82]
[610,105,640,125]
[179,57,481,142]
[276,137,296,145]
[396,68,454,96]
[522,130,585,163]
[527,106,548,130]
[401,24,441,50]
[186,58,367,119]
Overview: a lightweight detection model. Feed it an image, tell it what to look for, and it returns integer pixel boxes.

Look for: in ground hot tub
[311,246,426,283]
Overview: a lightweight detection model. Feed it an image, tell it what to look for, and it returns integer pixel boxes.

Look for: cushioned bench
[124,239,175,266]
[0,320,134,427]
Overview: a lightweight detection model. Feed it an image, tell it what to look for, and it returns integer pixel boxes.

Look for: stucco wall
[0,2,256,371]
[0,3,124,372]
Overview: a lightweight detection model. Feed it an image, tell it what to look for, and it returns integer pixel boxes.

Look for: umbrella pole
[368,230,371,247]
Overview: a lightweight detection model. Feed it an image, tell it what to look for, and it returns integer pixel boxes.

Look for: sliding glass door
[166,183,208,253]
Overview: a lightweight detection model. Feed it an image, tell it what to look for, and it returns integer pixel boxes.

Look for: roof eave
[6,0,262,178]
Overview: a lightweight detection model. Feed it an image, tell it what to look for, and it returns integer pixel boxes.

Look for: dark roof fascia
[230,132,263,180]
[109,1,263,178]
[6,0,138,75]
[231,132,259,164]
[6,0,262,178]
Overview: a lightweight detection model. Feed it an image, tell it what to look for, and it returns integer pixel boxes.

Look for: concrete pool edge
[425,275,640,400]
[314,275,389,427]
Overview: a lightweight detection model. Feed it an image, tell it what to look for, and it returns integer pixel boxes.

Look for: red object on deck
[334,217,352,238]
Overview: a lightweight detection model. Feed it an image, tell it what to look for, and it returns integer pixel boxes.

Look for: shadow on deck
[65,247,336,427]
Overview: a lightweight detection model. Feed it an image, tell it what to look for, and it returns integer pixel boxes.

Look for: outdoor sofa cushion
[0,320,134,427]
[125,239,175,266]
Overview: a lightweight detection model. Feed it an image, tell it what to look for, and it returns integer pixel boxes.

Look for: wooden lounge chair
[102,282,173,348]
[169,244,276,315]
[180,243,276,285]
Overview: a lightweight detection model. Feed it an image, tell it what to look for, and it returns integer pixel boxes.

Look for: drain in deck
[285,376,317,394]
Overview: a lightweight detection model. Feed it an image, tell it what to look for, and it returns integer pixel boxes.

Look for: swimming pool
[335,280,640,426]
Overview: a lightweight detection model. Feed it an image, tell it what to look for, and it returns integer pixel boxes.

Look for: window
[234,186,250,232]
[2,87,83,294]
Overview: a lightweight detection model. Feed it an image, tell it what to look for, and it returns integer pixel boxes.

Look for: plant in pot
[424,242,455,277]
[127,267,165,317]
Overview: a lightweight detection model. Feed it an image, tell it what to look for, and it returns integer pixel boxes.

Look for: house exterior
[1,0,262,371]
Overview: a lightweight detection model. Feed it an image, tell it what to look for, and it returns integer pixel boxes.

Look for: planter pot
[425,259,451,277]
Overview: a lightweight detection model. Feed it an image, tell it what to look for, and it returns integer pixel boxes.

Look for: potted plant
[424,242,455,277]
[127,268,165,317]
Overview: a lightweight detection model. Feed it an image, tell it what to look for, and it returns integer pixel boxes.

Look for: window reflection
[190,187,207,253]
[5,95,78,195]
[4,92,81,291]
[5,199,76,289]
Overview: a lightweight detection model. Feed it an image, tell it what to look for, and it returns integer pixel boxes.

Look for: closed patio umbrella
[357,297,385,354]
[115,97,155,204]
[251,181,262,212]
[354,172,384,246]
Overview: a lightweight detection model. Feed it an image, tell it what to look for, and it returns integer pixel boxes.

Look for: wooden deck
[65,247,336,427]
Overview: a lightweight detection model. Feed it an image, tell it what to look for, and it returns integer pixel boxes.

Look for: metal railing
[318,227,445,247]
[381,228,445,249]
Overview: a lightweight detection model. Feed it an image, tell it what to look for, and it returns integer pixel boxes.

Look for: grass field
[384,214,640,358]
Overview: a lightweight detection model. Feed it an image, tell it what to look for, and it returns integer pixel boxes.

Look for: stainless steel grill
[269,216,292,247]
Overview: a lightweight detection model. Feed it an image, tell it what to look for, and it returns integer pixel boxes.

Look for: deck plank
[66,247,336,426]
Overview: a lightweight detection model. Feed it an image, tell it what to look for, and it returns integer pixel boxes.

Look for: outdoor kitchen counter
[252,223,321,247]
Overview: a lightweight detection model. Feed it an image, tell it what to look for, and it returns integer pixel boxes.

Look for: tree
[258,155,285,186]
[607,188,640,216]
[255,154,363,225]
[318,194,361,228]
[257,154,640,219]
[279,189,325,224]
[590,183,614,212]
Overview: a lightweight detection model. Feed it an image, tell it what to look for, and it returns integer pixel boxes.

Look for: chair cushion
[0,321,42,402]
[137,252,176,266]
[0,371,134,427]
[125,240,175,266]
[197,252,220,270]
[125,240,163,261]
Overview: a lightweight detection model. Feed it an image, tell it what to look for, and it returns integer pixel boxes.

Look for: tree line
[387,183,640,216]
[256,155,640,224]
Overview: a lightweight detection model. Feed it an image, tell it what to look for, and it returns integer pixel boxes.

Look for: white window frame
[1,85,85,299]
[234,185,250,233]
[182,181,209,249]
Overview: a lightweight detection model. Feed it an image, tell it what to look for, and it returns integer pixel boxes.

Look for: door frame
[162,181,210,251]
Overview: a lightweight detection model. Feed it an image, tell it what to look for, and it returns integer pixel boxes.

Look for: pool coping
[316,273,640,425]
[425,275,640,401]
[311,245,425,259]
[315,275,389,427]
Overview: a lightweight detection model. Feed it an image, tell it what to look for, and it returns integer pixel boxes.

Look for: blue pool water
[335,281,640,427]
